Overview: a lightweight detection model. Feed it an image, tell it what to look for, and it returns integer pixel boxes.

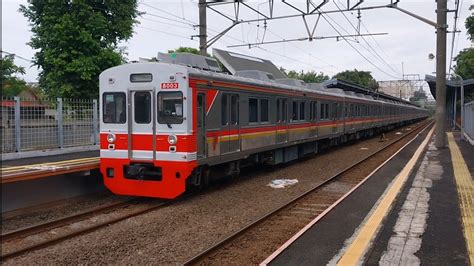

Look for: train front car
[99,63,196,198]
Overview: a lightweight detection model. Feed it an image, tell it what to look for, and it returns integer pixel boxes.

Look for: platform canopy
[425,75,474,128]
[425,75,474,99]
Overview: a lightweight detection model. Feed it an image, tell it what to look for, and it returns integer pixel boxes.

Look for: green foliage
[1,55,28,97]
[466,5,474,40]
[452,7,474,80]
[168,47,201,55]
[409,88,428,102]
[332,69,379,91]
[286,70,330,83]
[454,48,474,79]
[20,1,139,99]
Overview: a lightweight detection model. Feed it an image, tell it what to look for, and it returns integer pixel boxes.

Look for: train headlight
[168,134,178,145]
[107,133,116,143]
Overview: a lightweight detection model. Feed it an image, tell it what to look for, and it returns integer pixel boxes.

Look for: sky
[2,0,473,92]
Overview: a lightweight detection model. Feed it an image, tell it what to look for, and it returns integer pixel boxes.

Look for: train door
[197,93,206,158]
[276,98,288,143]
[128,88,155,160]
[221,93,240,154]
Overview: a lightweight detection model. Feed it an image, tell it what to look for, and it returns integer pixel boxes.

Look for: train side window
[292,101,298,121]
[134,91,151,124]
[249,98,258,123]
[277,99,281,122]
[103,92,126,124]
[221,94,228,126]
[277,98,288,122]
[158,91,183,124]
[299,102,305,121]
[260,99,269,122]
[230,95,239,125]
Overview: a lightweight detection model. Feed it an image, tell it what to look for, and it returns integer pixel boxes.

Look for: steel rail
[183,119,432,265]
[1,199,137,242]
[0,199,170,261]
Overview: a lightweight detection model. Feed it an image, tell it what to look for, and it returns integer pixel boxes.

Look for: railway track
[184,120,432,265]
[0,198,169,261]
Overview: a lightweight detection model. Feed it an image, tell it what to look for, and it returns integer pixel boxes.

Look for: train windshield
[103,92,126,123]
[158,92,183,125]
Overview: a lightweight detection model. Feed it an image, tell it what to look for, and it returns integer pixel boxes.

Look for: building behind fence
[1,96,99,154]
[465,101,474,143]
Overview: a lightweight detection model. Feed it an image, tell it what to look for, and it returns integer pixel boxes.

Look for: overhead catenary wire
[141,16,197,31]
[137,25,198,41]
[334,0,402,77]
[1,50,34,63]
[448,0,463,75]
[319,12,401,80]
[141,1,336,74]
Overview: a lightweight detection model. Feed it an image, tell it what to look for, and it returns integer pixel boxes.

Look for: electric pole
[198,0,207,56]
[435,0,447,148]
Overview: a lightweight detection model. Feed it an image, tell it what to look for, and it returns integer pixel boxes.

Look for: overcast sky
[3,0,473,88]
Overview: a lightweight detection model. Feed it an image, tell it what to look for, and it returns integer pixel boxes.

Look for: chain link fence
[1,96,98,154]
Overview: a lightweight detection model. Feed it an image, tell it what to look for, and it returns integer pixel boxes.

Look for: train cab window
[249,98,258,123]
[158,92,183,124]
[134,91,151,124]
[103,92,126,124]
[260,99,269,122]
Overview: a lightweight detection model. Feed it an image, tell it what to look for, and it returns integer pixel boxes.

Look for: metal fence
[465,101,474,142]
[1,96,98,154]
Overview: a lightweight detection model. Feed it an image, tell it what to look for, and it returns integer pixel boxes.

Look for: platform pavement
[268,130,473,265]
[1,150,98,167]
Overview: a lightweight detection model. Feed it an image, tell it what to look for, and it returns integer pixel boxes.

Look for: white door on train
[128,87,156,160]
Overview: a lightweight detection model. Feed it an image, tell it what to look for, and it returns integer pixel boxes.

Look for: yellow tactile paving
[447,132,474,265]
[337,127,434,265]
[1,157,99,173]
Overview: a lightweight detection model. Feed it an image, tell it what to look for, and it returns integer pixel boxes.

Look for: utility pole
[198,0,207,56]
[435,0,447,148]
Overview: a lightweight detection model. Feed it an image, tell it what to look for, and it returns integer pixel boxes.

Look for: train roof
[186,65,420,108]
[121,52,423,110]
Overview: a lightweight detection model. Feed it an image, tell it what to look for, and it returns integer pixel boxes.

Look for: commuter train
[99,53,428,198]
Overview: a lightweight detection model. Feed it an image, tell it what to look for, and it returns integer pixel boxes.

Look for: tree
[287,70,330,83]
[168,47,201,55]
[332,69,379,91]
[466,5,474,40]
[1,55,28,97]
[453,48,474,79]
[20,1,139,99]
[453,5,474,80]
[409,88,428,102]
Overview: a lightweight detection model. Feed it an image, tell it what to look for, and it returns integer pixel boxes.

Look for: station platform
[1,150,102,213]
[1,150,99,184]
[265,130,473,265]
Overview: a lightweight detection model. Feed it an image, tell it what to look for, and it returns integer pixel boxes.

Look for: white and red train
[99,53,427,198]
